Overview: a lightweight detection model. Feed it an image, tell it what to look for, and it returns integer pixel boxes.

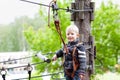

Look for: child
[52,24,86,80]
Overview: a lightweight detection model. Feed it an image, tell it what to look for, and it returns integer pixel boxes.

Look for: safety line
[0,61,47,70]
[20,0,92,12]
[12,71,64,80]
[0,55,35,63]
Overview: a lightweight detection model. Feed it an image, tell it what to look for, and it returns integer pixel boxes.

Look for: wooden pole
[71,0,95,80]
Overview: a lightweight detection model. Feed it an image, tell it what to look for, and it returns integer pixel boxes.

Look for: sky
[0,0,119,24]
[0,0,50,24]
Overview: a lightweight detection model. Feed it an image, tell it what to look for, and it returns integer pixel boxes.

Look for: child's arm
[52,49,64,61]
[77,45,86,76]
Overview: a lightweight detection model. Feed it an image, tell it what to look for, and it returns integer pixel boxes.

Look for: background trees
[92,1,120,73]
[0,15,44,52]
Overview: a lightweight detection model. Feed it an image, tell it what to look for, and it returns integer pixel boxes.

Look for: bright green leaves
[92,1,120,73]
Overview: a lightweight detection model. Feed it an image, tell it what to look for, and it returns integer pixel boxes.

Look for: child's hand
[79,74,84,80]
[52,55,57,61]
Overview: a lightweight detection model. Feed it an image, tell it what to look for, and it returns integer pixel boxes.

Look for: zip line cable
[0,61,46,71]
[0,56,56,80]
[20,0,93,12]
[20,0,68,11]
[0,52,53,80]
[0,55,35,64]
[0,52,53,71]
[12,71,64,80]
[0,52,52,64]
[20,0,50,7]
[20,0,92,28]
[0,65,64,80]
[0,61,50,80]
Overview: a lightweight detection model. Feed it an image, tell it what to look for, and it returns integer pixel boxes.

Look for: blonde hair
[66,24,79,34]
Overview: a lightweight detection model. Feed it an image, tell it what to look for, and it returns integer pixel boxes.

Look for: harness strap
[65,46,79,78]
[71,46,79,78]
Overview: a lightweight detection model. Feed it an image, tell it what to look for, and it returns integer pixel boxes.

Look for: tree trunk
[71,0,95,80]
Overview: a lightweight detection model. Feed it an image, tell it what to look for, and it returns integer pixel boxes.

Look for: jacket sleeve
[77,45,86,75]
[56,49,64,58]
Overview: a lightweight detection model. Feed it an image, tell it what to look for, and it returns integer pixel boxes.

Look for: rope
[48,0,54,27]
[86,50,103,67]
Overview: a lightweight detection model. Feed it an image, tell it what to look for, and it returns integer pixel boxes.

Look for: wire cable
[0,61,48,70]
[20,0,92,12]
[0,52,53,64]
[0,55,35,64]
[20,0,51,7]
[12,71,64,80]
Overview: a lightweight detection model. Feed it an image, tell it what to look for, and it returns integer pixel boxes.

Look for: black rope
[86,50,103,67]
[12,71,64,80]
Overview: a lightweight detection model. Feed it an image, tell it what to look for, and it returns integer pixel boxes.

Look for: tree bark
[71,0,95,80]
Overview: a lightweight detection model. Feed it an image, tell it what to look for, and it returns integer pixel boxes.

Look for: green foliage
[0,15,44,52]
[0,24,24,51]
[92,1,120,73]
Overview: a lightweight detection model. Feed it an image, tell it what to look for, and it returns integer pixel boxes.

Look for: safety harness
[64,42,83,78]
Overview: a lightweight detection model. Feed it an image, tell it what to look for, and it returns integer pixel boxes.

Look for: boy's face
[66,31,78,42]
